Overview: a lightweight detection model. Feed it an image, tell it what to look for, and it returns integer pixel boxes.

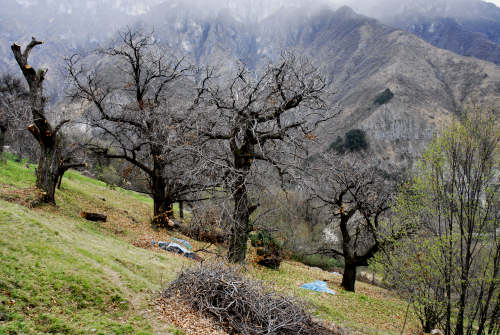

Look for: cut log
[81,212,107,222]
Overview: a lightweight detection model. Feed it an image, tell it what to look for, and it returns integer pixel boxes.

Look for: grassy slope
[0,155,419,335]
[0,157,188,335]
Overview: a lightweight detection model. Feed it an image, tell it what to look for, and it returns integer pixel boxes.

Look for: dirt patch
[156,295,229,335]
[0,186,42,207]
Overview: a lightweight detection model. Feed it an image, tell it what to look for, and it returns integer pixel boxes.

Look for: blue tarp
[300,280,336,295]
[155,241,199,260]
[171,237,192,250]
[161,242,190,254]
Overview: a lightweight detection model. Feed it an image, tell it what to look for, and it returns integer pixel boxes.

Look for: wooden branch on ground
[81,212,107,222]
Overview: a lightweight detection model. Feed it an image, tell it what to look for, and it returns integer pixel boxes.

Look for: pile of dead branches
[163,262,344,335]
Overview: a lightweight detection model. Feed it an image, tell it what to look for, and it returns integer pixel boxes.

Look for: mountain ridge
[0,2,499,167]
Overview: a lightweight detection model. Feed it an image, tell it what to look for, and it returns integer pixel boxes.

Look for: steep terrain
[140,4,500,165]
[1,1,499,166]
[0,154,420,334]
[347,0,500,64]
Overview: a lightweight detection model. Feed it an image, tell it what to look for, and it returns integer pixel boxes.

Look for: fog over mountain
[1,0,499,166]
[4,0,500,62]
[341,0,500,64]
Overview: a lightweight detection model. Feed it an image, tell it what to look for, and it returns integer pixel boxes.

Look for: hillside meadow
[0,154,420,335]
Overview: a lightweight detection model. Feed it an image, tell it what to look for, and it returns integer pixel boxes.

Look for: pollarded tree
[194,52,332,263]
[67,29,211,228]
[306,153,404,292]
[10,38,82,203]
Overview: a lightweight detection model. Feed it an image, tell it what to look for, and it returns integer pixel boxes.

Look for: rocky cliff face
[281,8,499,166]
[143,4,500,166]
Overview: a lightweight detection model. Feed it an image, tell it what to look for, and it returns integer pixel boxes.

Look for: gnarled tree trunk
[11,38,63,204]
[227,141,256,263]
[151,173,175,229]
[35,137,63,203]
[228,174,251,263]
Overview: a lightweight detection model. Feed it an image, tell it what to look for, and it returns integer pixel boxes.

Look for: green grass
[0,154,36,188]
[292,253,343,271]
[0,155,188,334]
[0,154,419,334]
[248,262,418,335]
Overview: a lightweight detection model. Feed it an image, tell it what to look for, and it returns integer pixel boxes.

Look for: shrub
[329,129,369,153]
[96,165,121,187]
[344,129,369,152]
[293,254,343,271]
[180,205,228,244]
[249,230,283,269]
[164,262,343,335]
[373,88,394,105]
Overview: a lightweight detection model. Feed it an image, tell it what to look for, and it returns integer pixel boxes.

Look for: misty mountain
[81,3,500,165]
[347,0,500,64]
[1,1,499,166]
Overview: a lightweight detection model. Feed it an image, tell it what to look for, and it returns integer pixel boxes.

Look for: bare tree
[10,38,82,203]
[66,28,211,227]
[305,153,403,292]
[0,73,29,159]
[194,52,332,263]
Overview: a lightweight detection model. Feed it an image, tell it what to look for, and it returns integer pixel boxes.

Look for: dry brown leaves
[0,186,42,207]
[156,295,230,335]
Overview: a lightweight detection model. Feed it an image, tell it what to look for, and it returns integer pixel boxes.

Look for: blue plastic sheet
[171,237,192,250]
[164,242,190,254]
[300,280,336,295]
[156,241,198,260]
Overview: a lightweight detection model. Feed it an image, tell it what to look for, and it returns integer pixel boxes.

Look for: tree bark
[57,170,64,189]
[36,138,63,203]
[11,39,61,204]
[151,173,175,228]
[153,196,174,228]
[339,209,358,292]
[341,261,357,292]
[228,176,251,263]
[423,320,433,334]
[228,142,254,263]
[487,292,500,335]
[454,274,469,335]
